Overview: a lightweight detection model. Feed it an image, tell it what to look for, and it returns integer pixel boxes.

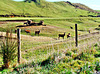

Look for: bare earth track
[0,31,100,50]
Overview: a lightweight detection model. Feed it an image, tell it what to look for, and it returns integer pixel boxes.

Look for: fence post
[75,24,78,47]
[17,28,21,63]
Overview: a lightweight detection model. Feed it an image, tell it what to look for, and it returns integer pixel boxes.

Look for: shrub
[1,31,17,68]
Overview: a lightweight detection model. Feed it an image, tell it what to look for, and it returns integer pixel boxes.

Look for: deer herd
[23,29,71,39]
[15,20,72,39]
[16,19,97,39]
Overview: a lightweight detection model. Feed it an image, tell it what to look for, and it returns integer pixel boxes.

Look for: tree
[24,0,40,3]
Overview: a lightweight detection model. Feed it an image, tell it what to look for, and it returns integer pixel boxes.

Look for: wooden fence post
[75,24,78,47]
[17,28,21,63]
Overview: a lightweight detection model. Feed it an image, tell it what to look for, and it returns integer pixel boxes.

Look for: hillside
[0,0,98,17]
[72,3,99,13]
[65,1,99,14]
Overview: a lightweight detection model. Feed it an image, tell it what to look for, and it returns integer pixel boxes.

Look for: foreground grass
[0,36,100,73]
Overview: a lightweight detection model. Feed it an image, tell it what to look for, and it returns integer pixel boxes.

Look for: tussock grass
[2,36,99,73]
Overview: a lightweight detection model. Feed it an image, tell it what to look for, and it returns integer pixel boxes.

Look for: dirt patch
[0,32,54,42]
[47,25,60,29]
[0,20,25,22]
[22,35,55,42]
[0,22,7,24]
[20,25,46,29]
[0,20,25,25]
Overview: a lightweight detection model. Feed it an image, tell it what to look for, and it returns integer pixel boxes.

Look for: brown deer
[35,30,40,36]
[58,32,66,39]
[25,30,31,35]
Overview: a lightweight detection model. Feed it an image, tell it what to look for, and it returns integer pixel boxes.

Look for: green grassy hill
[0,0,98,17]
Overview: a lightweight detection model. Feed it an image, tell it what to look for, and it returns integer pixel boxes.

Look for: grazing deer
[35,30,40,36]
[58,32,66,39]
[25,30,31,35]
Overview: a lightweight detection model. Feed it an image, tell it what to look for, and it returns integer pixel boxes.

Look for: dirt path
[0,31,100,42]
[0,32,55,42]
[0,20,26,23]
[22,31,100,51]
[0,31,100,49]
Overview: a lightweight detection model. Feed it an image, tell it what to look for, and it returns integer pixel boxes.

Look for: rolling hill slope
[65,1,99,14]
[0,0,98,17]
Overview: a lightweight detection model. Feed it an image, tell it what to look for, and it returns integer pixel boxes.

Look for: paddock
[0,18,100,71]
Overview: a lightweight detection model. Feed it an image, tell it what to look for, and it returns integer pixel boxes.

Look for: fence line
[0,31,100,63]
[23,31,100,62]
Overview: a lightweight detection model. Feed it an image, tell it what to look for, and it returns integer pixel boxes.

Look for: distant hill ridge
[0,0,98,17]
[66,1,100,13]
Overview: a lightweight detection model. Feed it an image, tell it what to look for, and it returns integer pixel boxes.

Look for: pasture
[0,17,100,73]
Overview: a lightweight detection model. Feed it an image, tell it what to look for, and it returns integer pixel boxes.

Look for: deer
[25,30,31,35]
[35,30,40,36]
[58,32,66,39]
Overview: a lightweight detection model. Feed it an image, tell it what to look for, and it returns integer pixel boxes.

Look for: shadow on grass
[95,28,100,30]
[78,29,85,31]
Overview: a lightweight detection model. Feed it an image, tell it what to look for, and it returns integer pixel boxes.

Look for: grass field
[0,0,100,73]
[0,17,100,73]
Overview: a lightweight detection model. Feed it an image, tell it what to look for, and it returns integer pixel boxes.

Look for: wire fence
[20,31,100,62]
[0,30,100,64]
